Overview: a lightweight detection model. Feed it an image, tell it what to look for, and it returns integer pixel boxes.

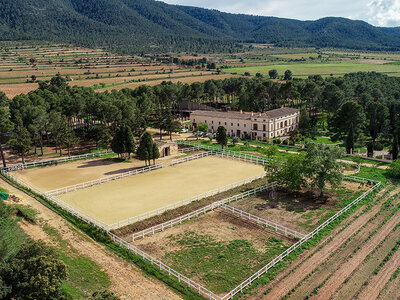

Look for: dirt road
[0,178,181,300]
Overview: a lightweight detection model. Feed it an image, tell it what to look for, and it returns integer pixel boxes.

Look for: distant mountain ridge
[1,0,400,52]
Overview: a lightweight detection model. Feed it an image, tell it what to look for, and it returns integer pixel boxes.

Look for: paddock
[11,155,183,191]
[57,156,265,225]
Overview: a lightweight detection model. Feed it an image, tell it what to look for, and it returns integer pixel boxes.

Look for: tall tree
[0,106,13,168]
[366,101,389,142]
[331,101,366,149]
[216,126,228,149]
[304,142,345,197]
[265,155,305,191]
[137,131,154,166]
[8,118,31,164]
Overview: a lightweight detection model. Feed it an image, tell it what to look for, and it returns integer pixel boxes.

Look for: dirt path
[0,178,181,300]
[249,185,394,300]
[357,247,400,300]
[311,208,400,299]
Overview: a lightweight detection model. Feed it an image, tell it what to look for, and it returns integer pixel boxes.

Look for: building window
[225,122,227,125]
[237,123,239,127]
[253,124,258,130]
[219,121,221,125]
[244,124,246,127]
[285,120,287,126]
[263,124,266,131]
[263,133,266,137]
[231,123,233,126]
[212,121,214,124]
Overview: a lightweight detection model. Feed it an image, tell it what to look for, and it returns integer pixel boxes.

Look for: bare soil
[230,181,368,234]
[0,177,181,300]
[248,185,397,300]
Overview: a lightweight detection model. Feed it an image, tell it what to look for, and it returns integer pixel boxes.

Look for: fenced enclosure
[177,140,270,164]
[171,150,267,166]
[131,183,276,241]
[45,163,164,196]
[1,150,113,172]
[108,172,265,230]
[0,145,382,300]
[221,204,305,239]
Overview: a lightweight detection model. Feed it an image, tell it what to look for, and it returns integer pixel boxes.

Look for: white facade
[191,107,299,139]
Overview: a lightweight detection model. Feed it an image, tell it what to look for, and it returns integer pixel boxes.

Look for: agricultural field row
[251,184,400,299]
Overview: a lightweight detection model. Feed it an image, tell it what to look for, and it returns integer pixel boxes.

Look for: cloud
[367,0,400,26]
[163,0,400,26]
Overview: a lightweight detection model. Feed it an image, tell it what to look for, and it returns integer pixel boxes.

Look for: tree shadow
[254,188,331,213]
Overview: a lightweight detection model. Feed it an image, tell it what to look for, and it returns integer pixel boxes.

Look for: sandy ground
[0,178,181,300]
[57,156,264,224]
[12,155,184,191]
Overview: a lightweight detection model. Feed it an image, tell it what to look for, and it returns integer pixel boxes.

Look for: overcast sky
[163,0,400,27]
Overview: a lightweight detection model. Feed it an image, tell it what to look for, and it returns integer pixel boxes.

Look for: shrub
[373,142,384,151]
[282,139,289,145]
[388,159,400,178]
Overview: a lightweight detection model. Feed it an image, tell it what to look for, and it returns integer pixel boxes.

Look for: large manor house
[190,107,300,139]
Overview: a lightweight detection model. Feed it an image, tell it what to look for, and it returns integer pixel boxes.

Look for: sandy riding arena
[12,156,178,191]
[56,156,264,225]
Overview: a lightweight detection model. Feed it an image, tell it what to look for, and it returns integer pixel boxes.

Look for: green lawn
[164,232,290,293]
[224,62,400,78]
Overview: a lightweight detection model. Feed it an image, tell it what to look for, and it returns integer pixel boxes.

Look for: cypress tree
[346,124,354,154]
[137,131,154,165]
[152,143,160,165]
[111,127,125,158]
[216,126,228,150]
[392,135,399,160]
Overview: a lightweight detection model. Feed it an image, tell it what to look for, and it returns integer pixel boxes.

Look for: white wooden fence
[108,173,266,230]
[221,178,381,300]
[1,150,113,172]
[178,146,202,153]
[132,183,276,241]
[45,163,164,196]
[221,205,305,239]
[1,170,111,231]
[109,231,221,300]
[177,140,269,164]
[171,150,267,166]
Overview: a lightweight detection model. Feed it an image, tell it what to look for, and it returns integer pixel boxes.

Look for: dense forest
[1,0,400,53]
[2,71,400,166]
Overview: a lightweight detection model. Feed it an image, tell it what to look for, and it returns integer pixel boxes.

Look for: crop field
[248,183,400,300]
[230,181,369,233]
[0,44,239,98]
[51,156,264,225]
[134,209,295,295]
[224,62,400,78]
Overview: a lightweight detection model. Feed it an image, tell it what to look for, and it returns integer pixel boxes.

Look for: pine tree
[8,118,31,164]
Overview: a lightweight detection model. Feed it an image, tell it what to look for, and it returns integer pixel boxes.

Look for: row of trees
[3,71,400,165]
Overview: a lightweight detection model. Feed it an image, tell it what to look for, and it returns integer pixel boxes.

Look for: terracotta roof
[191,110,252,120]
[260,107,299,119]
[191,107,299,120]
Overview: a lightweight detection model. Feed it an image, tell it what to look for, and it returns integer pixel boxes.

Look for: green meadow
[224,62,400,78]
